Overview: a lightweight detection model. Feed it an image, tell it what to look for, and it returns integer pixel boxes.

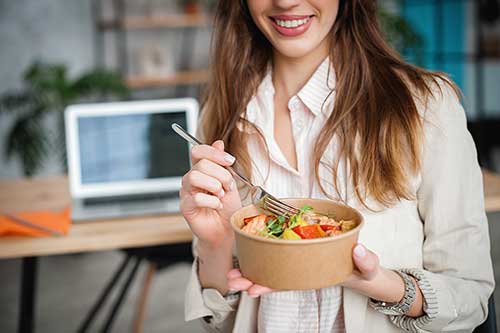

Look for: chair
[77,243,193,333]
[473,297,497,333]
[468,118,500,170]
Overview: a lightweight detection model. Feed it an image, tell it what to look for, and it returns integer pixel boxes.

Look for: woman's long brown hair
[200,0,455,209]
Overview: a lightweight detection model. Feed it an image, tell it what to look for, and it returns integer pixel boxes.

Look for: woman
[181,0,494,332]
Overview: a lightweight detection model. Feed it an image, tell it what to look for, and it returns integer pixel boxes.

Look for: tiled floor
[0,252,200,332]
[0,213,499,332]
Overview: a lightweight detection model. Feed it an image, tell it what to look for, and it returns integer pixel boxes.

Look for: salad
[241,205,357,240]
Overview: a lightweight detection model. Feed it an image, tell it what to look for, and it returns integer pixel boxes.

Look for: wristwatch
[369,270,417,316]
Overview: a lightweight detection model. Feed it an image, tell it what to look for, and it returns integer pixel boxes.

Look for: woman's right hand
[180,140,242,248]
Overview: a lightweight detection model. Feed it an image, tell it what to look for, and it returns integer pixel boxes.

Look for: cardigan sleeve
[388,82,495,331]
[184,238,241,332]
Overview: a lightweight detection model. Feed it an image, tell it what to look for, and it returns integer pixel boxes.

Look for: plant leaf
[71,69,129,100]
[5,112,50,177]
[0,92,35,114]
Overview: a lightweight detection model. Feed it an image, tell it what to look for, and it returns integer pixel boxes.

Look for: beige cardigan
[184,79,495,332]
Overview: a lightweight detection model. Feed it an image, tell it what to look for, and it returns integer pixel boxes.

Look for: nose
[272,0,302,10]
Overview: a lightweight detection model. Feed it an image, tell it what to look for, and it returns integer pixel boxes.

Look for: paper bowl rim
[230,198,364,245]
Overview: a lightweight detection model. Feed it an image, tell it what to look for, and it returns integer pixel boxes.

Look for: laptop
[64,98,198,222]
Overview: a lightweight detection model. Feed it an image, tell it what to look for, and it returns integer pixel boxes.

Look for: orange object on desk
[0,208,71,237]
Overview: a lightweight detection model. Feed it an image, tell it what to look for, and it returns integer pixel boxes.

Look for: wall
[0,0,211,179]
[0,0,94,179]
[1,0,498,179]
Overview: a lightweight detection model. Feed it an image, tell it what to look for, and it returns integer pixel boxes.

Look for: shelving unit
[92,0,211,92]
[126,69,209,88]
[98,13,212,30]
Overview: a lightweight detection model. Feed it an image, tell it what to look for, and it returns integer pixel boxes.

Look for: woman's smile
[269,14,314,37]
[248,1,338,59]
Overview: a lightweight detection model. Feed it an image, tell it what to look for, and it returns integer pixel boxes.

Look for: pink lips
[269,14,313,37]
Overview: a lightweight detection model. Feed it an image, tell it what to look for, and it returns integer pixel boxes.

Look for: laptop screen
[77,111,190,184]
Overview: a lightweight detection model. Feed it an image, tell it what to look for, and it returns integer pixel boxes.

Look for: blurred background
[0,0,499,332]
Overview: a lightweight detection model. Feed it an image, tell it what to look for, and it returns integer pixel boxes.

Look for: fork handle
[172,123,253,188]
[172,123,203,146]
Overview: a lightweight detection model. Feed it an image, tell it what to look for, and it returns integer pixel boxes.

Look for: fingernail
[248,293,259,298]
[218,202,223,210]
[230,180,236,192]
[354,244,366,258]
[219,189,225,198]
[224,154,235,164]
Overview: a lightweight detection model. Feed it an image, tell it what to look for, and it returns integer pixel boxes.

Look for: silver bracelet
[369,270,417,316]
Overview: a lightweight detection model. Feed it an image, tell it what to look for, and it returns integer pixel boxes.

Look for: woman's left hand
[342,243,424,317]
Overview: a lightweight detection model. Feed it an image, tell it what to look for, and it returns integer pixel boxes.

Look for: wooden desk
[0,176,192,333]
[0,176,192,259]
[484,170,500,213]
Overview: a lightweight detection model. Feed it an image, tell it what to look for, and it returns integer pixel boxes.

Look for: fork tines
[263,195,299,218]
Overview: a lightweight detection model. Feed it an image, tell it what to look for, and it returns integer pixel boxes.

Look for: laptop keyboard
[83,192,179,206]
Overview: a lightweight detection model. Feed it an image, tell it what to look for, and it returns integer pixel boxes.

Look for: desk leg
[19,257,37,333]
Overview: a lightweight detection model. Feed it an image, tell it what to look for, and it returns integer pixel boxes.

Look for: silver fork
[172,123,299,218]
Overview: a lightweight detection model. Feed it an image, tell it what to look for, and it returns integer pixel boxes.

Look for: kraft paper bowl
[230,198,364,290]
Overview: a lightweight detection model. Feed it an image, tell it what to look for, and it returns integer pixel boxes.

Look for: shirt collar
[241,58,336,131]
[297,57,336,116]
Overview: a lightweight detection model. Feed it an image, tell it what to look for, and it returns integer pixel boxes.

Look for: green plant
[378,7,424,64]
[0,62,129,177]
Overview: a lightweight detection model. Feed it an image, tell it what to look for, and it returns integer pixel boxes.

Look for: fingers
[227,276,253,291]
[227,269,242,279]
[192,159,235,192]
[190,141,235,166]
[212,140,225,152]
[352,244,380,281]
[248,284,273,297]
[182,170,225,198]
[180,140,237,214]
[226,269,274,298]
[182,192,223,211]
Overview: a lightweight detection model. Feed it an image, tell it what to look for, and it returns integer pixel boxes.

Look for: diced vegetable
[340,220,356,232]
[281,229,302,240]
[264,215,286,237]
[288,214,309,229]
[320,224,340,232]
[292,224,326,239]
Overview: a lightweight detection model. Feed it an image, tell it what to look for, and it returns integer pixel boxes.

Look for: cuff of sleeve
[184,257,240,326]
[388,268,457,332]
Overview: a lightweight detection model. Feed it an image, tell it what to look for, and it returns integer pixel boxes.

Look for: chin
[272,40,320,59]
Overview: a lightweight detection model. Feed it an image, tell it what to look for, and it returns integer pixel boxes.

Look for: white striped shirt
[238,58,346,332]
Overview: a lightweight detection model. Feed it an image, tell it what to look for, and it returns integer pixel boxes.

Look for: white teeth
[275,17,309,28]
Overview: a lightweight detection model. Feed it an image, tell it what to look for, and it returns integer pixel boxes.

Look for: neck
[272,42,329,99]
